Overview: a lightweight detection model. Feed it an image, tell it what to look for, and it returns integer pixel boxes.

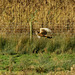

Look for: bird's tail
[45,35,52,39]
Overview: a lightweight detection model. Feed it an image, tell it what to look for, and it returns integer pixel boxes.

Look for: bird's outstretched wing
[40,28,52,33]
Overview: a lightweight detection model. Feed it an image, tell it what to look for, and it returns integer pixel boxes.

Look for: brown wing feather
[40,30,47,36]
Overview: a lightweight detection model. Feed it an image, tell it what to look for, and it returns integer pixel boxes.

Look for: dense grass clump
[15,36,29,54]
[0,34,75,54]
[0,37,8,51]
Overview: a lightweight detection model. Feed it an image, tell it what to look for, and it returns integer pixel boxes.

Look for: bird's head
[35,31,41,38]
[35,31,39,35]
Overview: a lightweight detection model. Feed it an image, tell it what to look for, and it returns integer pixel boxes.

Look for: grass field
[0,0,75,75]
[0,34,75,75]
[0,53,75,75]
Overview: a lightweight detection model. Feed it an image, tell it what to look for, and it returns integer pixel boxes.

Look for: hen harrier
[35,28,52,39]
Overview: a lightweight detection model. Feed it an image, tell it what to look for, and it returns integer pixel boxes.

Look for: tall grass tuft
[32,38,48,53]
[46,38,61,53]
[0,36,8,53]
[15,36,29,54]
[0,34,74,54]
[60,35,75,53]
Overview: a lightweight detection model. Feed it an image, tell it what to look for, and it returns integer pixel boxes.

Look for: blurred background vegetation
[0,0,75,35]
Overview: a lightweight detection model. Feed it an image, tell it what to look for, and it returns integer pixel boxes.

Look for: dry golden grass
[0,0,75,35]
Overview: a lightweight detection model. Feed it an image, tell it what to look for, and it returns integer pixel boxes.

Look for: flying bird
[35,28,52,39]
